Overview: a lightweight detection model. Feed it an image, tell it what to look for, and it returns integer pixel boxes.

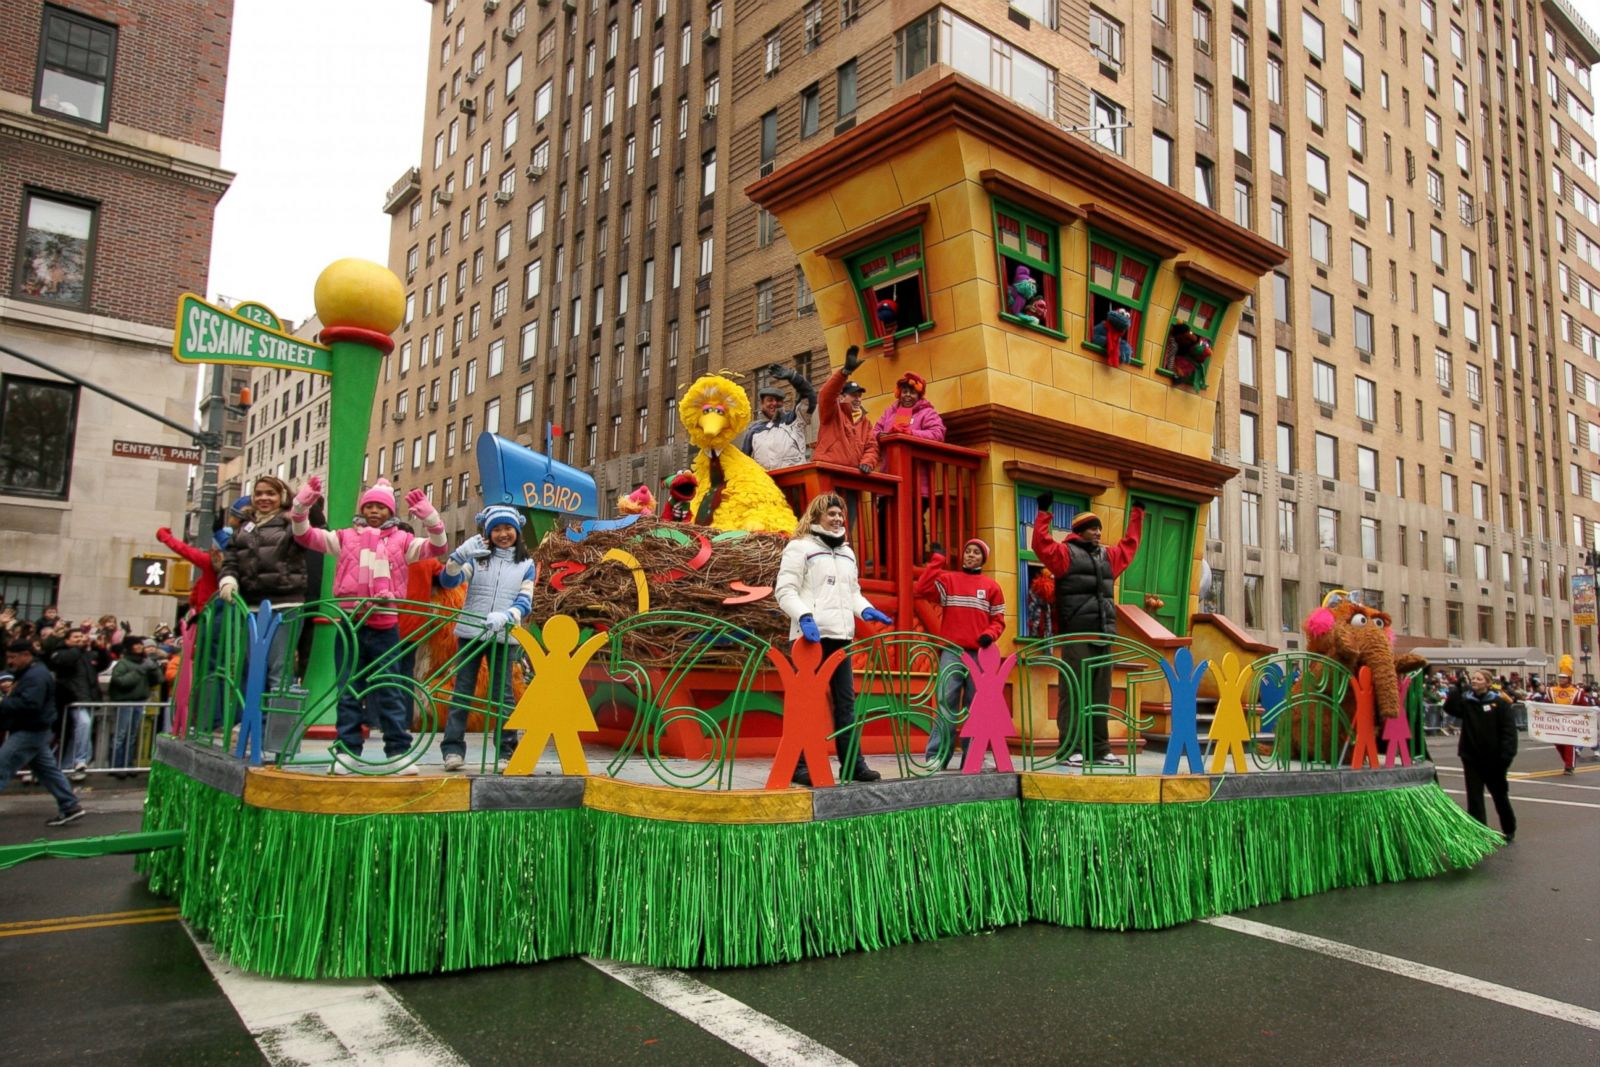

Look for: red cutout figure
[1349,665,1381,769]
[764,639,850,790]
[958,643,1019,774]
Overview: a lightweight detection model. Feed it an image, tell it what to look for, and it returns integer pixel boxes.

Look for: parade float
[118,76,1502,980]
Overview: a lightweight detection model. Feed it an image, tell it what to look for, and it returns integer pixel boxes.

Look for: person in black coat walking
[1444,668,1518,840]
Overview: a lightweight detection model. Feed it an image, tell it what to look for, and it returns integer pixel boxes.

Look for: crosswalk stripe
[586,956,858,1067]
[1203,915,1600,1031]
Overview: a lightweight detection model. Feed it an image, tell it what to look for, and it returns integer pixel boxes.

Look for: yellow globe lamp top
[313,258,406,334]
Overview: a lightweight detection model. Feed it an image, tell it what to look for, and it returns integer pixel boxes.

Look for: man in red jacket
[915,537,1006,769]
[1032,496,1145,766]
[813,346,880,475]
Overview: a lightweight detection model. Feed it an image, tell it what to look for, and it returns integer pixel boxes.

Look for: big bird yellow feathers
[677,375,797,533]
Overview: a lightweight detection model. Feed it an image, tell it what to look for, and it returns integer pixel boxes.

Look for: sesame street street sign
[172,293,331,375]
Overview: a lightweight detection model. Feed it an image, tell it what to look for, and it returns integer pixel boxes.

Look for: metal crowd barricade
[53,700,172,775]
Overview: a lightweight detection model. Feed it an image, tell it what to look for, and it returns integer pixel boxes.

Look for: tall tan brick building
[0,1,233,629]
[380,0,1600,672]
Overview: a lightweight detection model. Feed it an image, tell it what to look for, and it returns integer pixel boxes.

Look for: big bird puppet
[677,374,797,532]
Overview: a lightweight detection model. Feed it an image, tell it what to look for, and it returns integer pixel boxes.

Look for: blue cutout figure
[1160,646,1209,774]
[1255,664,1294,738]
[234,600,279,767]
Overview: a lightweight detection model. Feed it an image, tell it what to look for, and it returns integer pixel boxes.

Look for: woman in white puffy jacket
[773,492,892,785]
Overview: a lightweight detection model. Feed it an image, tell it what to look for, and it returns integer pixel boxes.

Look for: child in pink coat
[290,477,447,770]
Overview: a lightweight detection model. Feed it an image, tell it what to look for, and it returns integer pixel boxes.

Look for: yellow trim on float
[241,767,471,814]
[583,776,814,824]
[1019,773,1162,804]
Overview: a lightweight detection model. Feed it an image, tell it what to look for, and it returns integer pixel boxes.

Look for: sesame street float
[118,81,1504,982]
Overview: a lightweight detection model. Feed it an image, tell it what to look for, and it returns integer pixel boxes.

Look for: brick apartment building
[0,1,233,629]
[377,0,1600,666]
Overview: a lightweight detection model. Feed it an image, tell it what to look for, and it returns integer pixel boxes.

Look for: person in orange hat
[1547,655,1594,775]
[873,371,945,443]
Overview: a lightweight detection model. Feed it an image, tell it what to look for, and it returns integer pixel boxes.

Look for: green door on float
[1116,497,1196,636]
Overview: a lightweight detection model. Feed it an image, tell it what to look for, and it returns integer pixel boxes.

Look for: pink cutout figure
[1348,665,1381,769]
[957,643,1019,774]
[171,619,197,736]
[1383,674,1414,767]
[765,639,851,790]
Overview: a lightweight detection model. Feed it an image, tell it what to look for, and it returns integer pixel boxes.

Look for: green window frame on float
[992,198,1067,340]
[1158,282,1229,389]
[1083,231,1159,365]
[1014,484,1088,639]
[845,229,934,348]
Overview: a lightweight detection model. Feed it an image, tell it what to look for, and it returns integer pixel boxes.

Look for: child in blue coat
[439,506,537,771]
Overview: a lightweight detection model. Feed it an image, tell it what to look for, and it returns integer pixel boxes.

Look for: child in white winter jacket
[438,505,537,771]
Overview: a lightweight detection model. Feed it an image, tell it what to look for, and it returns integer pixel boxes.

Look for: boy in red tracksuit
[915,537,1006,769]
[156,526,227,621]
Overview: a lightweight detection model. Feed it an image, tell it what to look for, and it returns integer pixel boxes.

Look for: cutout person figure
[502,614,607,776]
[1160,647,1209,775]
[1348,666,1382,769]
[1382,676,1415,768]
[1207,653,1254,774]
[958,642,1019,774]
[764,639,849,789]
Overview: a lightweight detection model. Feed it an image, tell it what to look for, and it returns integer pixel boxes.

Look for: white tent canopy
[1415,646,1553,669]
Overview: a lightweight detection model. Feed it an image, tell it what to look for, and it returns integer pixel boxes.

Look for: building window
[13,191,96,307]
[847,230,932,345]
[1239,415,1259,468]
[1091,94,1124,154]
[1315,432,1338,478]
[34,5,117,127]
[1152,132,1174,185]
[0,376,77,499]
[1240,489,1262,546]
[1317,506,1339,550]
[801,85,820,137]
[836,59,857,118]
[1312,359,1337,406]
[1275,423,1294,474]
[1160,284,1227,387]
[893,10,1052,118]
[1089,8,1124,69]
[994,199,1063,336]
[1357,446,1379,491]
[1152,53,1171,104]
[1085,234,1159,364]
[1277,497,1297,550]
[755,279,774,332]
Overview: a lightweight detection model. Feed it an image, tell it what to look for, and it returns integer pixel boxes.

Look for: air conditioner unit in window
[494,189,514,203]
[459,98,477,114]
[436,191,454,204]
[429,402,440,412]
[524,164,546,180]
[391,411,407,423]
[702,26,720,43]
[483,0,499,11]
[635,330,651,346]
[500,27,519,42]
[701,104,717,120]
[465,70,480,84]
[561,0,577,10]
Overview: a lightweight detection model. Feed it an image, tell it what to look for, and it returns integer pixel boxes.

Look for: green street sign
[172,293,331,375]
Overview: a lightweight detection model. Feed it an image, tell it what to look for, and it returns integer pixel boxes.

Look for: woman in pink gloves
[290,476,448,771]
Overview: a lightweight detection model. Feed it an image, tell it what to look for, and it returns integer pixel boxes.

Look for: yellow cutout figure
[503,614,608,776]
[1207,653,1255,774]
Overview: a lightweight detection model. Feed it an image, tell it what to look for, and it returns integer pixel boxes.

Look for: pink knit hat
[358,478,397,514]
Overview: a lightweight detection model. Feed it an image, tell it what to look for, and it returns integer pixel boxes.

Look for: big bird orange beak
[699,411,728,439]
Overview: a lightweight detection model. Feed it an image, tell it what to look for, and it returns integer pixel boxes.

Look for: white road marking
[1202,916,1600,1032]
[1433,765,1600,791]
[1439,788,1600,809]
[585,956,859,1067]
[188,927,468,1066]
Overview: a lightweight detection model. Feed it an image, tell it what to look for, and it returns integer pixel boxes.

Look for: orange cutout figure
[1348,665,1381,769]
[1206,653,1255,774]
[503,614,608,776]
[764,639,850,790]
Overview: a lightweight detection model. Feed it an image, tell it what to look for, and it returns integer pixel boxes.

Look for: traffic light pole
[193,362,227,546]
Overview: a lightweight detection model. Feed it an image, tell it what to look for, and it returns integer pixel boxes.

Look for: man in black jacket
[0,640,84,826]
[46,629,101,780]
[1031,495,1146,767]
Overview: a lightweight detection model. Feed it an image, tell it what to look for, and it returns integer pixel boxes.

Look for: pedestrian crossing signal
[128,554,192,595]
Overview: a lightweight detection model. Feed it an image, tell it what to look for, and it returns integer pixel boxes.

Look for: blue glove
[485,610,510,631]
[862,607,892,626]
[798,614,822,643]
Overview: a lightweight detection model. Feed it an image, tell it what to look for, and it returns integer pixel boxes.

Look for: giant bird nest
[530,517,791,665]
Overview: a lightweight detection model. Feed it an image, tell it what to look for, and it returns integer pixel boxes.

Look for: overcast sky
[207,0,431,326]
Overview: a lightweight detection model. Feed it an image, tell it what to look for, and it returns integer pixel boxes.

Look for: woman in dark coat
[1444,668,1519,840]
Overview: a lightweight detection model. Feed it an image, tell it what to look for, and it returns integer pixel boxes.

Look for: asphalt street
[0,745,1595,1067]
